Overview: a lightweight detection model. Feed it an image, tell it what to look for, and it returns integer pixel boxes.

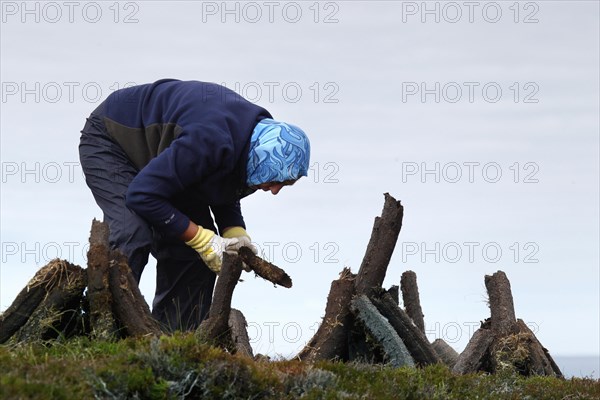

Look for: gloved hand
[223,227,258,271]
[185,226,239,274]
[223,227,258,254]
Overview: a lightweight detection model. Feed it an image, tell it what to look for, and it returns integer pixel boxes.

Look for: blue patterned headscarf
[246,118,311,186]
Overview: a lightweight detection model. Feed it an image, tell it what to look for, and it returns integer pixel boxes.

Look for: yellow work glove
[185,226,239,274]
[223,227,258,255]
[223,227,258,272]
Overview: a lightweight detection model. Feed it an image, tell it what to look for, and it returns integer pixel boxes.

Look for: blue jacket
[98,79,272,237]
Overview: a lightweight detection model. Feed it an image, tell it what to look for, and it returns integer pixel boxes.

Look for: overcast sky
[1,0,598,372]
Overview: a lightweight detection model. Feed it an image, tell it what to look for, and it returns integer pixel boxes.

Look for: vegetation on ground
[1,333,598,399]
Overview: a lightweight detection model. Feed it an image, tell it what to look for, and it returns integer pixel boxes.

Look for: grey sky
[1,0,598,370]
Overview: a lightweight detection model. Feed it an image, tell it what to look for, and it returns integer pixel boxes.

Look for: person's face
[252,179,297,195]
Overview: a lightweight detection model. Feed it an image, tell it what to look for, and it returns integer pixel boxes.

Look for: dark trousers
[78,107,216,331]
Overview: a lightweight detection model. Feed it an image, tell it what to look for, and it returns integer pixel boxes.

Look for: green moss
[1,333,598,399]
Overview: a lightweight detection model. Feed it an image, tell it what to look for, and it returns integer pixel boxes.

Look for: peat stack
[0,219,290,357]
[297,193,441,367]
[453,271,562,377]
[0,259,87,343]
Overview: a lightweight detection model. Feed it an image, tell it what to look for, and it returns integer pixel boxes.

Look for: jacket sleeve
[125,124,234,237]
[211,201,246,235]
